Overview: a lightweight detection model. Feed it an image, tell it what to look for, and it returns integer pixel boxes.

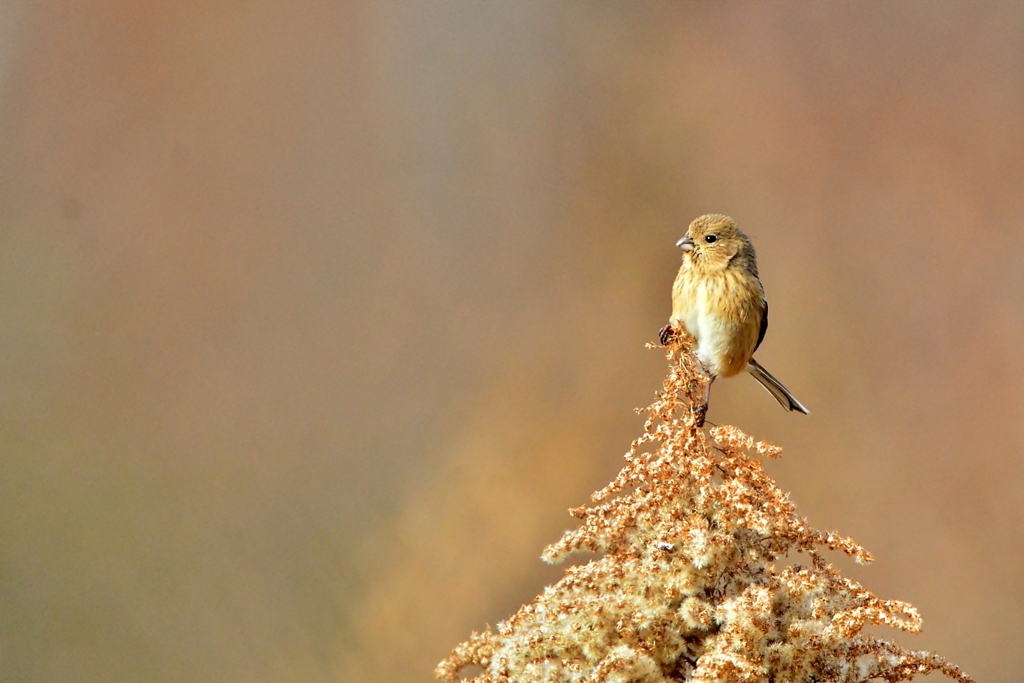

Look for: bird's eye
[705,235,718,243]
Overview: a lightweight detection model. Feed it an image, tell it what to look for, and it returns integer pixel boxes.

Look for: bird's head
[677,214,756,273]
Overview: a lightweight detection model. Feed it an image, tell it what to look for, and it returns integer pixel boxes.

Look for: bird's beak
[677,235,694,253]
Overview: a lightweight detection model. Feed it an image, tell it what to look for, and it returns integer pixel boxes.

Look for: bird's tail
[746,358,810,415]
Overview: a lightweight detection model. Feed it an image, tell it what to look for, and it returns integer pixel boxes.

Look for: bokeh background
[1,2,1022,682]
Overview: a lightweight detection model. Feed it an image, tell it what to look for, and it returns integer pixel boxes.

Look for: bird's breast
[671,269,724,339]
[670,267,763,378]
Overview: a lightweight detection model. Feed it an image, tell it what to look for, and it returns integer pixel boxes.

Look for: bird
[658,214,809,425]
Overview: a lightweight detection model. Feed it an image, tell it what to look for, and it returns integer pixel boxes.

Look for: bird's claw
[694,402,708,428]
[659,324,678,346]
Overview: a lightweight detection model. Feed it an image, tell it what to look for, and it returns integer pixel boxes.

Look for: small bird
[659,214,808,425]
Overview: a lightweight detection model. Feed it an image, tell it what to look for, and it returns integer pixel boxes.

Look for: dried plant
[436,336,972,683]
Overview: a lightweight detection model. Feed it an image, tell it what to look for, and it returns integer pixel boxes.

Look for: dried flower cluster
[436,337,971,683]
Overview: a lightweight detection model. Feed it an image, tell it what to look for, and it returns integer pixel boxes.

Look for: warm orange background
[1,3,1021,682]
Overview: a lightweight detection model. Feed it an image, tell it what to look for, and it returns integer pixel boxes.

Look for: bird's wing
[754,297,768,353]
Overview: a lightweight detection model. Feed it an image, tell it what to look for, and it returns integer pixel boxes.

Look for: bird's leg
[695,371,715,428]
[659,324,713,426]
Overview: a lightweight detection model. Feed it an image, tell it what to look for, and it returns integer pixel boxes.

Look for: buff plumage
[660,214,808,423]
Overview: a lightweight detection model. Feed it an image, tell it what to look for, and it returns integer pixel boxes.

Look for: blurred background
[1,2,1022,682]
